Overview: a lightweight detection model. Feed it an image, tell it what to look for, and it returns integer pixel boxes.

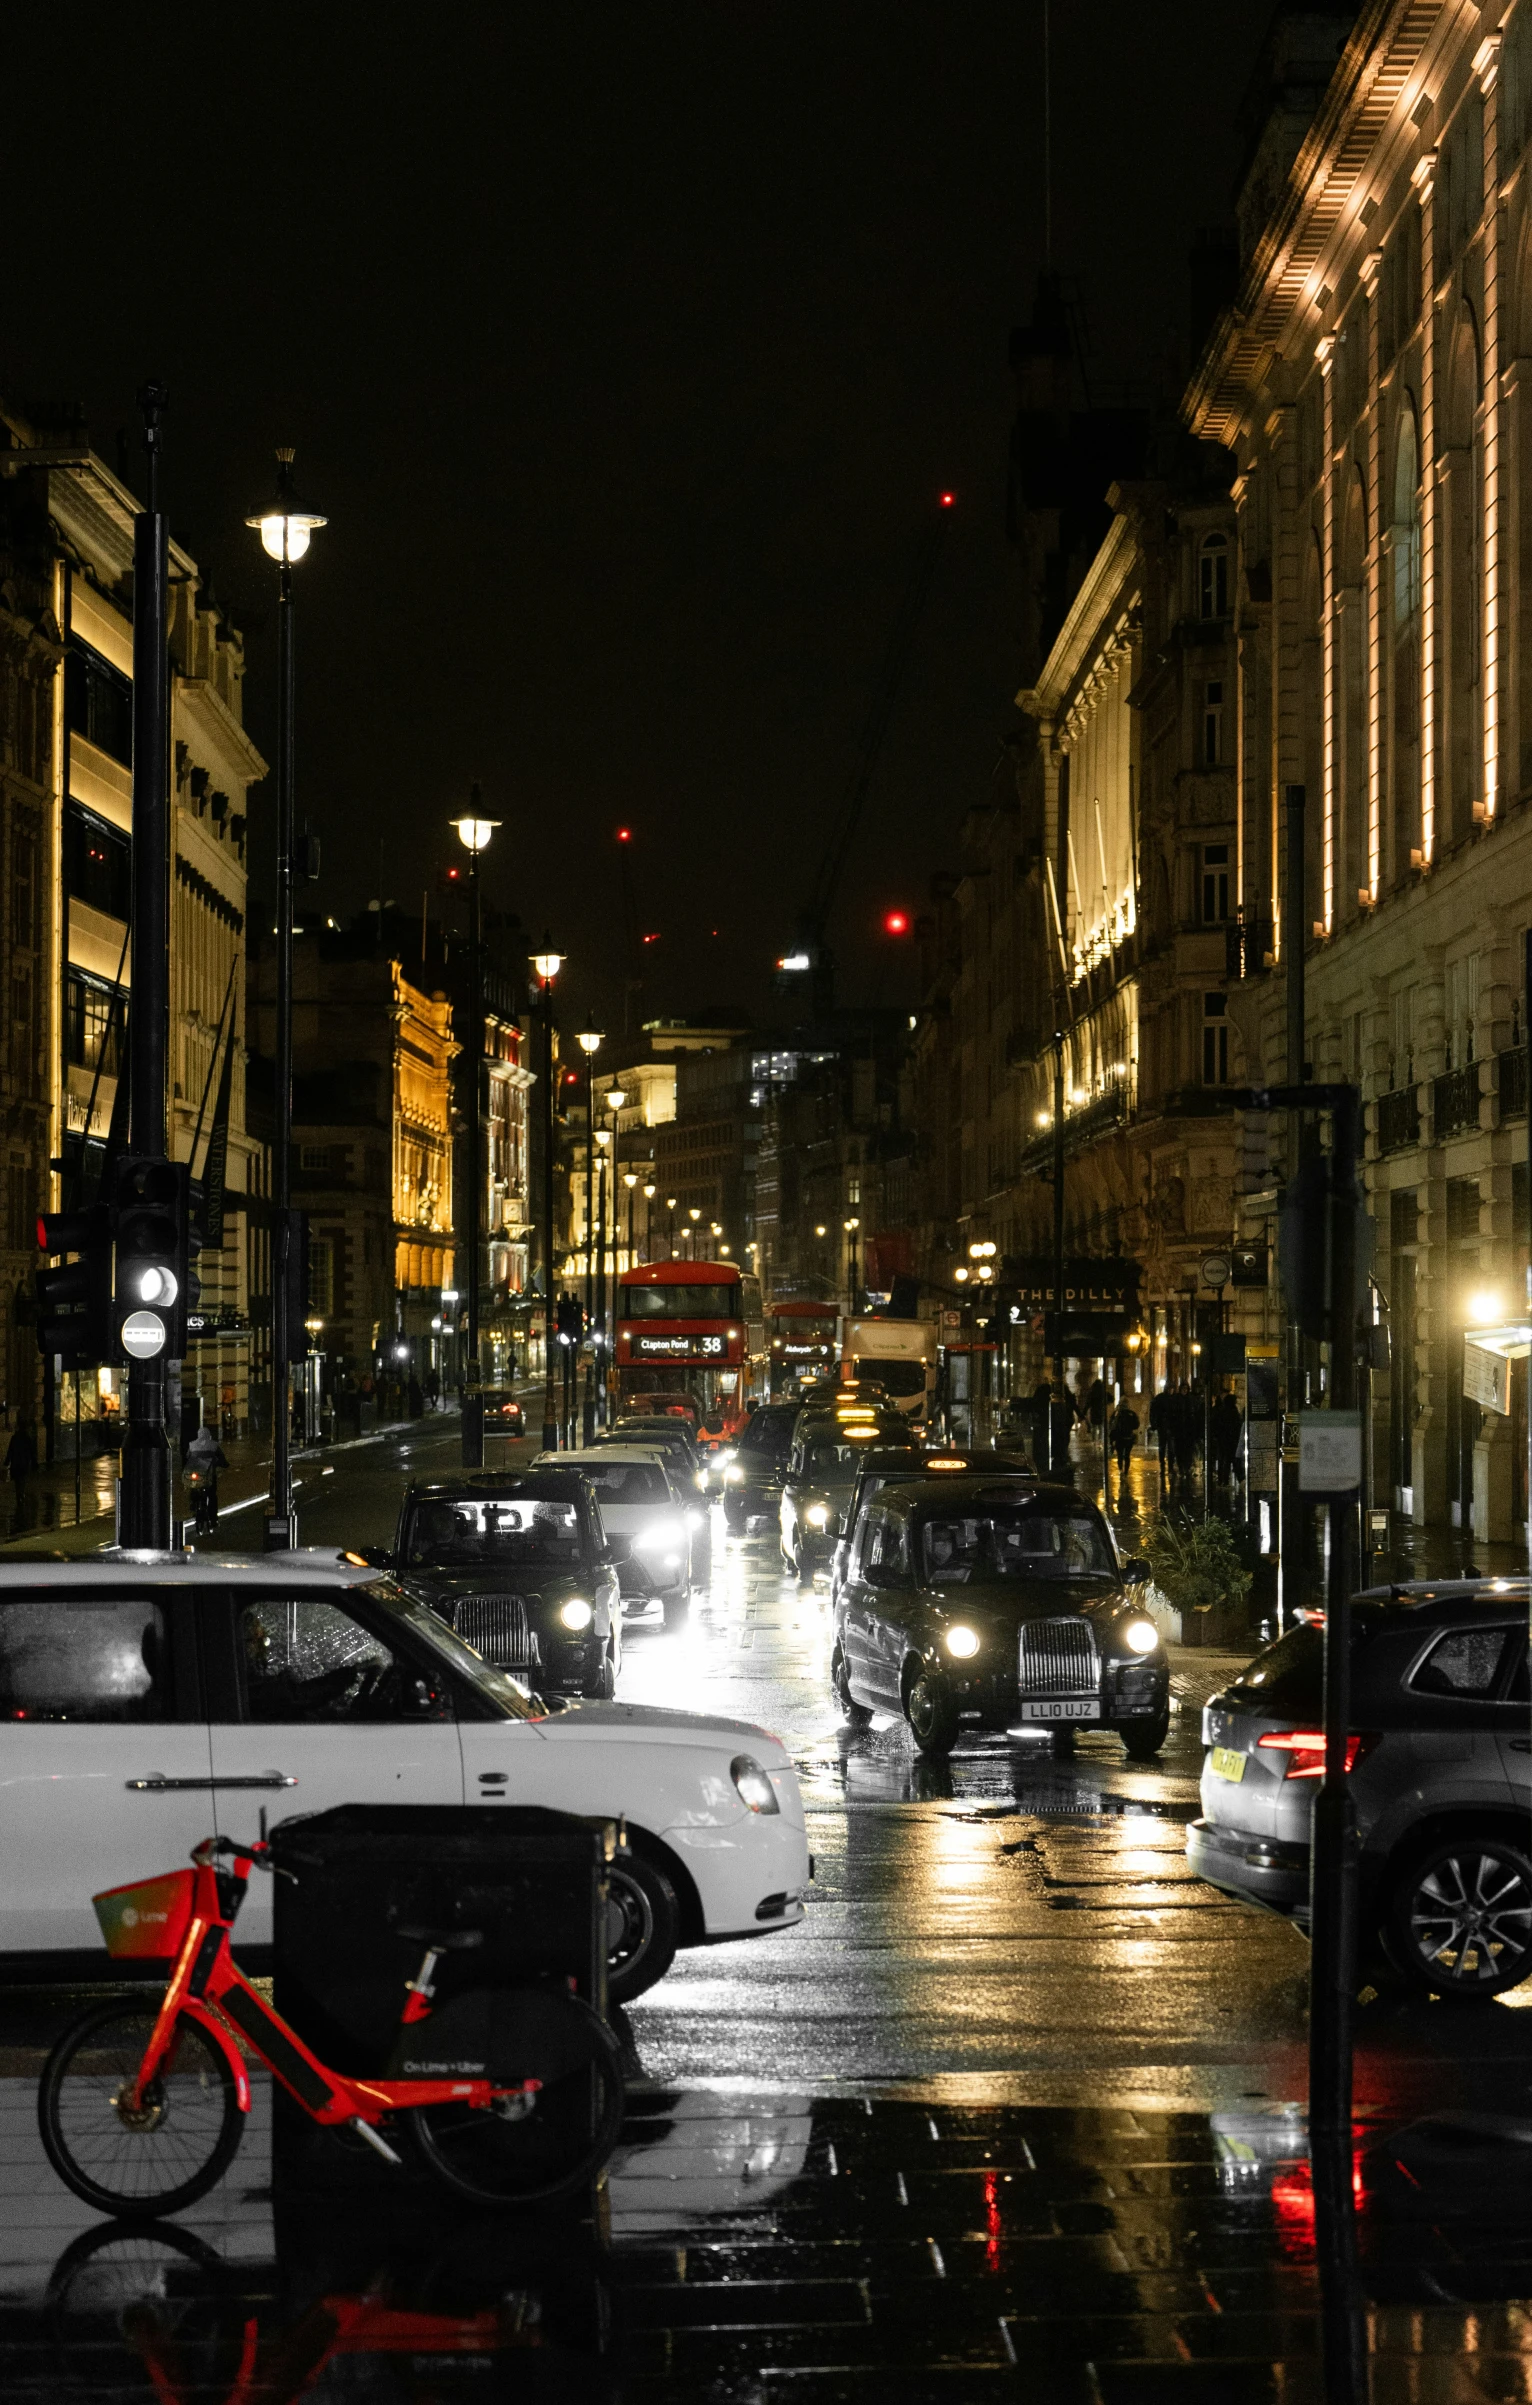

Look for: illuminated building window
[1202,993,1229,1085]
[1200,844,1230,923]
[1202,681,1224,766]
[1198,533,1229,620]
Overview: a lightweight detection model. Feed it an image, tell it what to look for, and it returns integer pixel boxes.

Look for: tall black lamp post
[246,450,326,1550]
[453,793,499,1467]
[530,943,564,1450]
[844,1215,861,1314]
[604,1084,626,1417]
[575,1021,603,1439]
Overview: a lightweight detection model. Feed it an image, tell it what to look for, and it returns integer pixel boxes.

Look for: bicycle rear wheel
[39,1999,243,2218]
[409,1989,625,2207]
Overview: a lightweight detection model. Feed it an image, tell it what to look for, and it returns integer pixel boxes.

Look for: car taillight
[1256,1729,1376,1780]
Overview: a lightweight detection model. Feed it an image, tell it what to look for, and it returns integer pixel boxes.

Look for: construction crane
[777,490,956,1018]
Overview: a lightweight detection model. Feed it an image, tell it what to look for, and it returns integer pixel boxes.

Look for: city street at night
[5,0,1532,2392]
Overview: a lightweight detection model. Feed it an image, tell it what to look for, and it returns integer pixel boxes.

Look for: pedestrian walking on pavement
[1048,1384,1077,1479]
[1210,1388,1244,1491]
[1170,1380,1200,1494]
[1147,1384,1172,1494]
[185,1422,228,1537]
[1108,1400,1139,1507]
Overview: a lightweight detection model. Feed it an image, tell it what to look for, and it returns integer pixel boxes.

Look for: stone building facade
[252,936,455,1403]
[1184,0,1532,1546]
[0,406,265,1448]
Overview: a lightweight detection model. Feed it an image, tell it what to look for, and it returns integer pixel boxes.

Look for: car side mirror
[356,1544,393,1569]
[1121,1556,1151,1584]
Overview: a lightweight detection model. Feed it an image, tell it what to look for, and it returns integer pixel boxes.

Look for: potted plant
[1143,1514,1253,1647]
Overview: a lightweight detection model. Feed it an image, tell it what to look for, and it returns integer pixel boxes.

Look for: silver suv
[1186,1580,1531,2002]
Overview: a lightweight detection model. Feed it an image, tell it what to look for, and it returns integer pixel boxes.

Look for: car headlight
[719,1448,738,1466]
[559,1598,594,1630]
[634,1519,685,1552]
[945,1625,980,1659]
[1121,1618,1159,1655]
[805,1503,831,1529]
[724,1464,745,1483]
[730,1754,781,1814]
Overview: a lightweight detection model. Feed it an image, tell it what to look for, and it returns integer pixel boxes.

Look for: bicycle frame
[124,1842,537,2144]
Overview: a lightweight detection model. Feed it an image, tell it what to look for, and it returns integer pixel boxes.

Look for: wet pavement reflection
[8,2085,1532,2398]
[3,1473,1530,2393]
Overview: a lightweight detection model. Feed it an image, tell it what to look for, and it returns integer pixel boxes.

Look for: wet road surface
[2,1421,1530,2394]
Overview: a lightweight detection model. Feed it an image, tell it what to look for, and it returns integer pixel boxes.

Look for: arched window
[1391,406,1421,626]
[1198,533,1229,620]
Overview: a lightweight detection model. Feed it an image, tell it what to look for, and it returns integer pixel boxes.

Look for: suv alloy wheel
[1386,1834,1532,2001]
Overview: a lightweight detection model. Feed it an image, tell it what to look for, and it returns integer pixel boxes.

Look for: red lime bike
[39,1835,625,2217]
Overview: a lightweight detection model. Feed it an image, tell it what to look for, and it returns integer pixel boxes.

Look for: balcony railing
[1499,1046,1528,1119]
[1376,1085,1421,1154]
[1432,1062,1481,1142]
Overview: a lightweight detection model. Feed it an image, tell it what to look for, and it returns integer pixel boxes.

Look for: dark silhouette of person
[1109,1400,1140,1503]
[1210,1388,1244,1488]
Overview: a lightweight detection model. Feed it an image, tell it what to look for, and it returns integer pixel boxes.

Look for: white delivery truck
[838,1317,937,1420]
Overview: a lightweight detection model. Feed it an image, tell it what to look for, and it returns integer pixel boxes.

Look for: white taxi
[0,1554,809,2004]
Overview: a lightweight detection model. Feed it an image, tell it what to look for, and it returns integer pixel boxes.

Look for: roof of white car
[0,1547,376,1590]
[533,1447,670,1467]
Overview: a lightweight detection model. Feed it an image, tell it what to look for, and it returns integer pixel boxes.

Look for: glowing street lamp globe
[576,1024,604,1058]
[245,449,326,563]
[454,812,500,855]
[531,948,564,981]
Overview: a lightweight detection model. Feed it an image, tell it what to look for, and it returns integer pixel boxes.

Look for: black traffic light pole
[120,388,172,1553]
[461,799,484,1471]
[266,522,298,1549]
[540,967,559,1453]
[1173,1081,1363,2140]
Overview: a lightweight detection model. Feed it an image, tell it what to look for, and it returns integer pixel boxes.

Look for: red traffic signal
[882,909,912,937]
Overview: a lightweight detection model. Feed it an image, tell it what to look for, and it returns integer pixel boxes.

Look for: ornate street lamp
[246,449,326,1548]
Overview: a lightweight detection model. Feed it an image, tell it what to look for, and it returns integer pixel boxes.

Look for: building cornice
[1017,511,1141,721]
[1184,0,1454,445]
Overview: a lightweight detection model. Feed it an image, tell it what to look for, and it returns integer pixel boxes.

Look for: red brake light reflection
[1256,1730,1372,1779]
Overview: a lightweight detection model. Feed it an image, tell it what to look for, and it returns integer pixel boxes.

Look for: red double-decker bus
[614,1260,764,1417]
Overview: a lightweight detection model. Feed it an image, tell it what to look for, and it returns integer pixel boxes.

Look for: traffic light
[556,1291,584,1342]
[114,1157,190,1362]
[35,1204,114,1365]
[1277,1151,1372,1342]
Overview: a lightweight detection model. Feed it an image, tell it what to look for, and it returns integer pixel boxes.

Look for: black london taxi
[386,1470,623,1698]
[778,1410,921,1583]
[830,1475,1166,1759]
[829,1443,1037,1607]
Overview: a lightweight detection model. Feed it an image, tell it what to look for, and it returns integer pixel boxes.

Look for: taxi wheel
[1121,1713,1170,1762]
[793,1550,812,1585]
[723,1498,747,1534]
[606,1854,681,2003]
[832,1645,872,1727]
[661,1590,688,1631]
[584,1644,617,1701]
[906,1673,959,1758]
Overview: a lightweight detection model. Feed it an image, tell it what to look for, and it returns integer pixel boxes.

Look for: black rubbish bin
[270,1804,611,2078]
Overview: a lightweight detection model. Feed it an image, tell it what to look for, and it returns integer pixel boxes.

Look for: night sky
[8,2,1272,1035]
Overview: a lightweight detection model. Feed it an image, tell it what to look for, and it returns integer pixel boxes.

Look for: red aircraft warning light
[616,826,632,842]
[939,490,956,508]
[883,909,911,936]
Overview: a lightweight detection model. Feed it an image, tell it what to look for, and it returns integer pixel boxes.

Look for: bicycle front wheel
[409,1989,626,2207]
[39,1999,243,2218]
